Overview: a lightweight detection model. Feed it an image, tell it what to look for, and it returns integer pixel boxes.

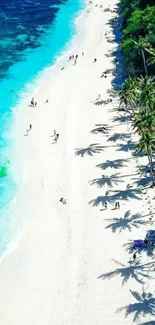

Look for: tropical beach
[0,0,155,324]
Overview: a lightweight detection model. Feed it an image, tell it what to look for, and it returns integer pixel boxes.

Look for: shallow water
[0,0,84,254]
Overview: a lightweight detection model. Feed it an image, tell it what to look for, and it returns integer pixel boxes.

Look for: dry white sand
[0,0,155,324]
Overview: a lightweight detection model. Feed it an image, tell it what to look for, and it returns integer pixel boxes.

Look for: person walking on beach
[133,252,137,262]
[31,98,35,106]
[104,202,107,209]
[26,124,32,135]
[60,197,67,204]
[54,133,59,143]
[96,94,101,100]
[128,252,137,265]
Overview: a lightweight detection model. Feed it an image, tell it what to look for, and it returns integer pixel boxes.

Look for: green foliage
[119,77,138,109]
[121,0,140,25]
[123,7,155,39]
[119,74,155,185]
[121,1,155,75]
[121,0,155,26]
[120,0,155,184]
[122,37,148,72]
[136,133,155,156]
[134,110,155,135]
[136,76,155,107]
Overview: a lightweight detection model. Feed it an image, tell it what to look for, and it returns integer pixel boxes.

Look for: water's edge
[0,0,86,257]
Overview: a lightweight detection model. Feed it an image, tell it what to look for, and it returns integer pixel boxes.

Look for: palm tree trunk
[147,151,155,186]
[142,49,148,76]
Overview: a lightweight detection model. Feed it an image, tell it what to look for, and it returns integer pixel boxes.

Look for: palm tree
[119,76,155,115]
[133,38,150,76]
[134,110,155,135]
[119,77,138,112]
[136,76,155,109]
[145,47,155,66]
[136,132,155,186]
[131,75,155,186]
[126,62,143,76]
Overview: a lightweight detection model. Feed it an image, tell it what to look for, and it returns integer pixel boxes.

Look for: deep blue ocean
[0,0,84,254]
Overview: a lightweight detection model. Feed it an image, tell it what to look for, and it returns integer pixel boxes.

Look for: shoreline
[0,4,87,264]
[0,0,87,259]
[0,0,155,323]
[11,2,88,177]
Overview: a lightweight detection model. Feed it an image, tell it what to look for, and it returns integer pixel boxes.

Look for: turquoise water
[0,0,85,254]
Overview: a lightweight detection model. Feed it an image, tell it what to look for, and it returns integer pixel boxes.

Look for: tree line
[119,0,155,186]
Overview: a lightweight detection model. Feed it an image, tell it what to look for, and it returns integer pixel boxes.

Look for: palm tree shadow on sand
[117,140,136,152]
[74,143,104,157]
[140,164,155,176]
[112,114,128,123]
[94,99,105,106]
[106,2,125,90]
[138,320,155,325]
[90,173,123,188]
[91,124,111,135]
[116,290,155,322]
[133,176,152,188]
[105,210,152,233]
[96,158,128,170]
[89,188,143,206]
[98,259,154,285]
[108,132,131,143]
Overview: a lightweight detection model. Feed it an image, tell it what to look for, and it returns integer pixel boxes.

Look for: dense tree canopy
[121,5,155,74]
[121,0,155,26]
[119,0,155,186]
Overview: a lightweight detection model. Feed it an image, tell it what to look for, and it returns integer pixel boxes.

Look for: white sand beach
[0,0,155,324]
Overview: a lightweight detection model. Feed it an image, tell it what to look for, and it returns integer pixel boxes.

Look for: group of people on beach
[25,2,123,210]
[68,52,84,66]
[25,97,37,135]
[101,71,107,78]
[88,1,120,14]
[27,96,66,202]
[30,97,37,107]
